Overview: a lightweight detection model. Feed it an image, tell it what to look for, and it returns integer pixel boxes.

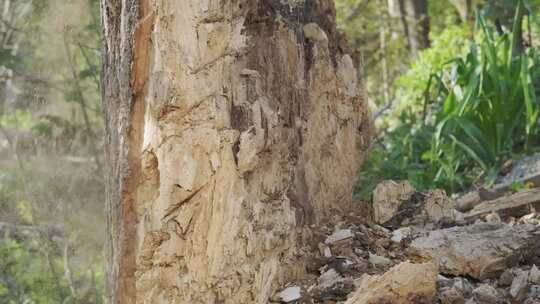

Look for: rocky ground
[498,153,540,184]
[272,179,540,304]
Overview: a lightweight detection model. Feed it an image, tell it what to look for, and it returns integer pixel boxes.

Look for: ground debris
[276,180,540,303]
[325,229,353,244]
[368,252,392,267]
[472,284,501,304]
[275,286,302,303]
[510,269,530,301]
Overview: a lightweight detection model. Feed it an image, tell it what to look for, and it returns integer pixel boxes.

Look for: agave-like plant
[426,0,540,186]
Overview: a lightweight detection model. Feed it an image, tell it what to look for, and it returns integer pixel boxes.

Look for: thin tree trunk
[63,33,103,173]
[399,0,429,56]
[380,0,391,110]
[100,1,371,303]
[449,0,472,23]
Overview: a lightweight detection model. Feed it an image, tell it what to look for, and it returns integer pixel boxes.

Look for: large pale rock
[345,261,438,304]
[510,270,529,301]
[276,286,302,303]
[410,223,540,280]
[530,265,540,284]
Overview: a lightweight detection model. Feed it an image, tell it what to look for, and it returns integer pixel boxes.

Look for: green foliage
[0,110,36,131]
[391,25,471,121]
[0,238,67,303]
[0,157,106,303]
[425,4,540,188]
[0,238,104,304]
[356,112,436,199]
[358,3,540,198]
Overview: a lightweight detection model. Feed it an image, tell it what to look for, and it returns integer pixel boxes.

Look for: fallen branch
[464,188,540,221]
[456,172,540,212]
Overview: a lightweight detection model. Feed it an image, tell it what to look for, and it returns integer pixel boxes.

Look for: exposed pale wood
[100,1,371,303]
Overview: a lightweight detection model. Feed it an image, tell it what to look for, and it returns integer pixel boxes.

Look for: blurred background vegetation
[0,0,539,303]
[338,0,540,198]
[0,0,104,303]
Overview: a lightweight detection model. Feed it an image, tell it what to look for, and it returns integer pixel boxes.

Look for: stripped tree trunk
[100,1,371,303]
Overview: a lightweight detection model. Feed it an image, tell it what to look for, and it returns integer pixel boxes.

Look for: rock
[440,287,466,304]
[485,212,501,224]
[326,257,354,274]
[305,257,326,274]
[472,285,500,304]
[372,180,416,225]
[409,223,540,280]
[311,269,354,302]
[374,238,390,248]
[318,243,332,258]
[510,269,529,301]
[391,227,413,243]
[325,229,353,245]
[423,189,457,224]
[453,277,473,297]
[318,269,341,286]
[530,265,540,285]
[373,181,457,228]
[437,274,454,288]
[529,285,540,299]
[345,261,438,304]
[276,286,302,303]
[354,258,370,274]
[368,252,392,267]
[498,268,514,287]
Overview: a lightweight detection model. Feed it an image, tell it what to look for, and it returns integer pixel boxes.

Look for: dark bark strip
[100,0,152,303]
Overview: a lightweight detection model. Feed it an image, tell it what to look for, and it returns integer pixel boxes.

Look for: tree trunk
[100,1,371,303]
[399,0,429,56]
[448,0,472,22]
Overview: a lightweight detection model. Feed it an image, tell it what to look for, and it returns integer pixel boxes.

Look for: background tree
[399,0,430,55]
